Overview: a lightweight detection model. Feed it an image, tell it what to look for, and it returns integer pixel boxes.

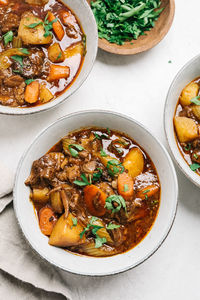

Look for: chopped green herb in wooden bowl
[87,0,175,55]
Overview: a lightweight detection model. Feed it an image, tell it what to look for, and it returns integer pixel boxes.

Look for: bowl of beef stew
[0,0,97,115]
[164,54,200,187]
[14,110,178,275]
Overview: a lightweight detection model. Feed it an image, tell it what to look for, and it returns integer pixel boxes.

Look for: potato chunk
[123,148,144,178]
[31,188,49,203]
[48,43,65,63]
[39,84,54,103]
[49,213,85,247]
[191,105,200,120]
[174,116,199,143]
[64,42,84,58]
[18,12,52,45]
[180,82,199,106]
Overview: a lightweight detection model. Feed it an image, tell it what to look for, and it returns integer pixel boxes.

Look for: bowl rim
[0,0,98,116]
[88,0,175,55]
[164,53,200,188]
[13,109,178,276]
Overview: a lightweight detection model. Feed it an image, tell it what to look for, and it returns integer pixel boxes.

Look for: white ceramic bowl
[164,54,200,188]
[14,110,178,276]
[0,0,98,115]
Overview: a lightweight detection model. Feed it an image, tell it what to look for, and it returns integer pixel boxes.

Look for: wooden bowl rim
[88,0,175,55]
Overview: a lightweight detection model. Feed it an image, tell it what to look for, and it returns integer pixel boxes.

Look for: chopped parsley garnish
[25,79,35,85]
[11,55,24,67]
[100,148,107,157]
[184,143,191,151]
[143,189,150,194]
[106,159,124,177]
[73,173,90,187]
[93,168,103,182]
[124,184,129,192]
[105,194,126,213]
[43,14,58,37]
[91,0,164,45]
[2,31,13,46]
[190,163,200,171]
[20,48,30,55]
[68,144,84,157]
[190,96,200,105]
[79,217,107,248]
[26,21,43,28]
[93,132,109,140]
[193,153,199,160]
[56,52,62,60]
[107,222,120,230]
[107,127,111,135]
[71,217,78,229]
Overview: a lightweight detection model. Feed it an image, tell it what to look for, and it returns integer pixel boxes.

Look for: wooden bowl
[87,0,175,55]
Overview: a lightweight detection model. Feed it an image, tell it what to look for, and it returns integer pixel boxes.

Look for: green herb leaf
[190,163,200,171]
[93,168,103,182]
[105,194,126,213]
[107,127,111,135]
[107,223,120,230]
[3,31,13,46]
[143,189,150,194]
[124,184,129,192]
[11,55,24,67]
[107,159,124,177]
[71,217,78,229]
[56,52,62,60]
[95,236,107,248]
[26,21,43,28]
[43,15,58,37]
[190,96,200,105]
[184,143,191,151]
[20,48,30,55]
[100,148,107,157]
[25,79,35,85]
[68,144,84,157]
[93,132,109,140]
[73,173,90,187]
[193,153,199,160]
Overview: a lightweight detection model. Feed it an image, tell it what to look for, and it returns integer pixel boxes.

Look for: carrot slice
[117,172,134,200]
[48,12,64,41]
[39,206,57,236]
[84,185,107,217]
[0,0,8,5]
[24,81,40,104]
[48,65,70,81]
[136,185,159,200]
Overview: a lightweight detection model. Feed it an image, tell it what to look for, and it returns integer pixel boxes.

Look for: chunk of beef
[82,161,96,174]
[1,13,20,33]
[25,0,49,5]
[179,106,194,119]
[109,226,126,247]
[13,82,26,106]
[65,166,80,183]
[25,154,57,187]
[192,138,200,149]
[4,75,24,87]
[12,49,49,79]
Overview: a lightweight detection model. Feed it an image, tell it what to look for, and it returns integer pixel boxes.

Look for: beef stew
[174,78,200,175]
[26,127,160,257]
[0,0,85,107]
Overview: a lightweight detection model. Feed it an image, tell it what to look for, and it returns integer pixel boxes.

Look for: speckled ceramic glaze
[0,0,98,115]
[14,110,178,276]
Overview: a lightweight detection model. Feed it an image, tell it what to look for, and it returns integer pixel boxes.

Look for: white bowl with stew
[14,110,178,276]
[0,0,97,115]
[164,54,200,188]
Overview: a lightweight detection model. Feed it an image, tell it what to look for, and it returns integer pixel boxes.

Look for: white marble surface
[1,0,200,298]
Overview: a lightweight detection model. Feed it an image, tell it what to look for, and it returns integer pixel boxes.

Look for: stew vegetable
[26,128,160,257]
[0,0,85,107]
[174,78,200,174]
